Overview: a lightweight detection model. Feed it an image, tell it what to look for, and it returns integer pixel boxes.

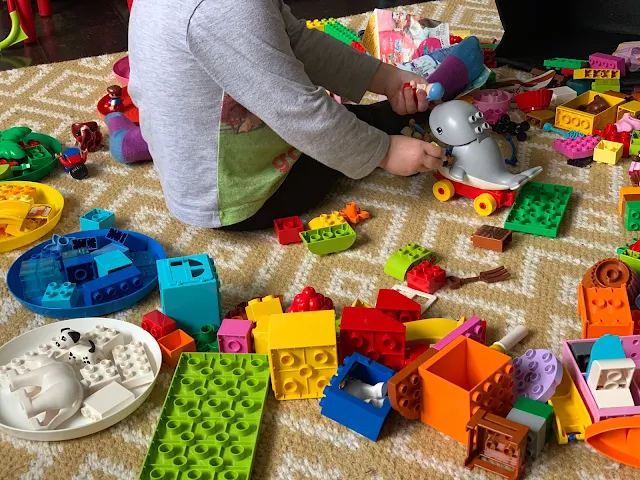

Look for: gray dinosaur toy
[429,100,542,190]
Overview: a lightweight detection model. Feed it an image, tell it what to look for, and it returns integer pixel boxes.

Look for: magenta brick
[589,53,626,76]
[432,316,485,350]
[217,319,253,353]
[552,135,600,159]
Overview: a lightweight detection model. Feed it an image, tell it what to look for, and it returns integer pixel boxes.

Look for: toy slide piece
[585,416,640,468]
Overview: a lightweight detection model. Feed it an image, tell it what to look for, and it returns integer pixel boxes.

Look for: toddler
[127,0,445,230]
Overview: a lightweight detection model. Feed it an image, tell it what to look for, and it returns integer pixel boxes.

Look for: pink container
[563,337,640,422]
[471,89,512,113]
[113,56,130,86]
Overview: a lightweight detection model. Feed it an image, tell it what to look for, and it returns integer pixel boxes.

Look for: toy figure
[7,359,85,430]
[57,147,88,180]
[71,122,103,152]
[429,100,542,190]
[68,340,103,366]
[52,328,81,349]
[107,85,123,111]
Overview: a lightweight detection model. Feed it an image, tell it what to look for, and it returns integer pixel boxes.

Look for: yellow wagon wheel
[474,193,497,216]
[433,179,455,202]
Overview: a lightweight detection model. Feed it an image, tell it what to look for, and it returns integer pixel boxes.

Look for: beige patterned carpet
[1,1,639,479]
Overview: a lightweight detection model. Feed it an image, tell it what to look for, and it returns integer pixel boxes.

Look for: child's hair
[107,85,123,96]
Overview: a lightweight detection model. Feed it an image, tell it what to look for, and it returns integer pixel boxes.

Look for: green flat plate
[0,132,61,183]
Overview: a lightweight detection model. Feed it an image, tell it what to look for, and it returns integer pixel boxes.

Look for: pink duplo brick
[432,316,485,350]
[589,53,626,76]
[217,319,253,353]
[552,135,600,159]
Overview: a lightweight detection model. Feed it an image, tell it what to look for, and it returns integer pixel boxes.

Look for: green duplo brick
[139,353,270,480]
[624,201,640,230]
[513,396,554,442]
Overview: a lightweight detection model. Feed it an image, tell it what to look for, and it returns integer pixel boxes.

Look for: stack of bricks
[619,187,640,230]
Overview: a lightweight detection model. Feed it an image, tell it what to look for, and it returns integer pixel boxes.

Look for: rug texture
[1,0,638,479]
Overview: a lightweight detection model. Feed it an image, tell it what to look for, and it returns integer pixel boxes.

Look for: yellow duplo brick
[252,318,269,354]
[268,310,338,400]
[245,295,283,323]
[308,211,346,230]
[593,139,623,165]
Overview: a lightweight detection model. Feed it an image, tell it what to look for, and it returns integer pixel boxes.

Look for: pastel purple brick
[552,135,600,159]
[512,348,562,402]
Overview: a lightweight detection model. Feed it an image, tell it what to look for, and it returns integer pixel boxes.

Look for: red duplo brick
[142,310,177,340]
[407,261,447,294]
[273,216,304,245]
[375,289,421,322]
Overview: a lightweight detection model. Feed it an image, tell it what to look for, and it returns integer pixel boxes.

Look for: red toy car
[58,147,88,180]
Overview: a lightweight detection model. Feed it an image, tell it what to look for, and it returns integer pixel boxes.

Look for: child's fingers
[421,154,443,171]
[424,142,445,159]
[402,86,418,114]
[415,88,429,112]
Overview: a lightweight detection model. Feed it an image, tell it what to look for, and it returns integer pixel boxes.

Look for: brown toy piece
[581,258,640,306]
[340,202,370,224]
[387,348,437,420]
[465,409,529,480]
[579,95,610,114]
[71,122,103,153]
[448,266,511,290]
[471,225,513,252]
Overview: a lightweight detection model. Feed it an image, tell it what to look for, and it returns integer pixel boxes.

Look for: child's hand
[379,136,445,176]
[369,64,434,116]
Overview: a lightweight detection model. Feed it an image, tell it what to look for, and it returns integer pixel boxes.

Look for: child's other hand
[380,135,445,176]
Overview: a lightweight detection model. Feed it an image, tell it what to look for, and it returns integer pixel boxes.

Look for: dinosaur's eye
[436,127,443,135]
[476,111,484,118]
[475,126,483,134]
[482,122,490,130]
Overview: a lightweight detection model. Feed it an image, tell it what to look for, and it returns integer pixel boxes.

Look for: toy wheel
[474,193,497,216]
[70,163,88,180]
[433,179,455,202]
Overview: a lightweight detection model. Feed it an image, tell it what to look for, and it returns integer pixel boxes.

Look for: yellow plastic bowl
[0,181,64,253]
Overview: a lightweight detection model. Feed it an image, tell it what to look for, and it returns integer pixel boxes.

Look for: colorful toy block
[41,281,80,308]
[550,86,577,108]
[79,359,122,394]
[471,225,513,252]
[512,349,562,402]
[464,409,528,480]
[79,208,115,231]
[340,307,406,371]
[82,265,143,305]
[586,334,625,377]
[618,101,640,121]
[191,324,218,352]
[544,58,588,70]
[569,339,594,374]
[340,202,369,224]
[141,310,177,339]
[593,79,621,93]
[84,324,124,357]
[112,340,155,389]
[299,223,356,255]
[573,68,621,80]
[548,365,591,444]
[507,409,546,460]
[619,187,640,230]
[593,139,623,165]
[513,396,554,443]
[587,359,635,408]
[384,243,436,281]
[323,21,360,45]
[89,242,128,258]
[390,285,437,315]
[81,381,134,422]
[432,316,485,351]
[273,216,304,245]
[590,53,626,76]
[631,131,640,157]
[319,352,395,441]
[552,134,600,159]
[504,182,572,238]
[139,353,270,480]
[308,211,346,230]
[374,289,421,323]
[71,236,107,252]
[62,253,97,284]
[268,310,338,400]
[555,91,625,135]
[217,319,253,354]
[252,319,269,355]
[50,234,74,253]
[578,285,634,339]
[105,227,146,251]
[18,257,64,299]
[406,261,446,294]
[127,250,156,277]
[157,329,196,368]
[94,249,132,277]
[245,295,282,322]
[417,336,514,444]
[388,348,438,419]
[157,254,222,331]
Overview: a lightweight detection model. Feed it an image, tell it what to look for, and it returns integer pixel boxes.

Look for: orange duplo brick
[417,336,514,444]
[618,187,640,216]
[388,348,438,419]
[577,285,634,339]
[157,329,196,368]
[465,409,529,480]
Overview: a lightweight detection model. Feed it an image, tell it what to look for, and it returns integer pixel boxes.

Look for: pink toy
[615,113,640,133]
[112,56,130,86]
[630,160,640,174]
[552,135,600,159]
[512,348,562,402]
[590,52,626,76]
[483,108,507,126]
[471,89,512,113]
[217,319,253,354]
[564,337,640,422]
[432,316,485,351]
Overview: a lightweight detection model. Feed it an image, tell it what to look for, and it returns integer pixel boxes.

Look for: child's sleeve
[186,0,389,180]
[277,1,381,103]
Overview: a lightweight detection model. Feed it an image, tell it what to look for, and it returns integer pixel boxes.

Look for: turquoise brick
[80,208,116,231]
[566,79,592,96]
[157,254,222,331]
[139,353,270,480]
[94,249,133,277]
[504,182,572,238]
[42,282,81,308]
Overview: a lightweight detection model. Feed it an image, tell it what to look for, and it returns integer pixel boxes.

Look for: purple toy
[512,348,562,402]
[432,316,485,351]
[552,135,600,159]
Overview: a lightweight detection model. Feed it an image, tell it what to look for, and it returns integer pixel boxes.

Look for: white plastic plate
[0,318,161,441]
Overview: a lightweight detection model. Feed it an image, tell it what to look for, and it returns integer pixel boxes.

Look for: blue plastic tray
[6,229,166,319]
